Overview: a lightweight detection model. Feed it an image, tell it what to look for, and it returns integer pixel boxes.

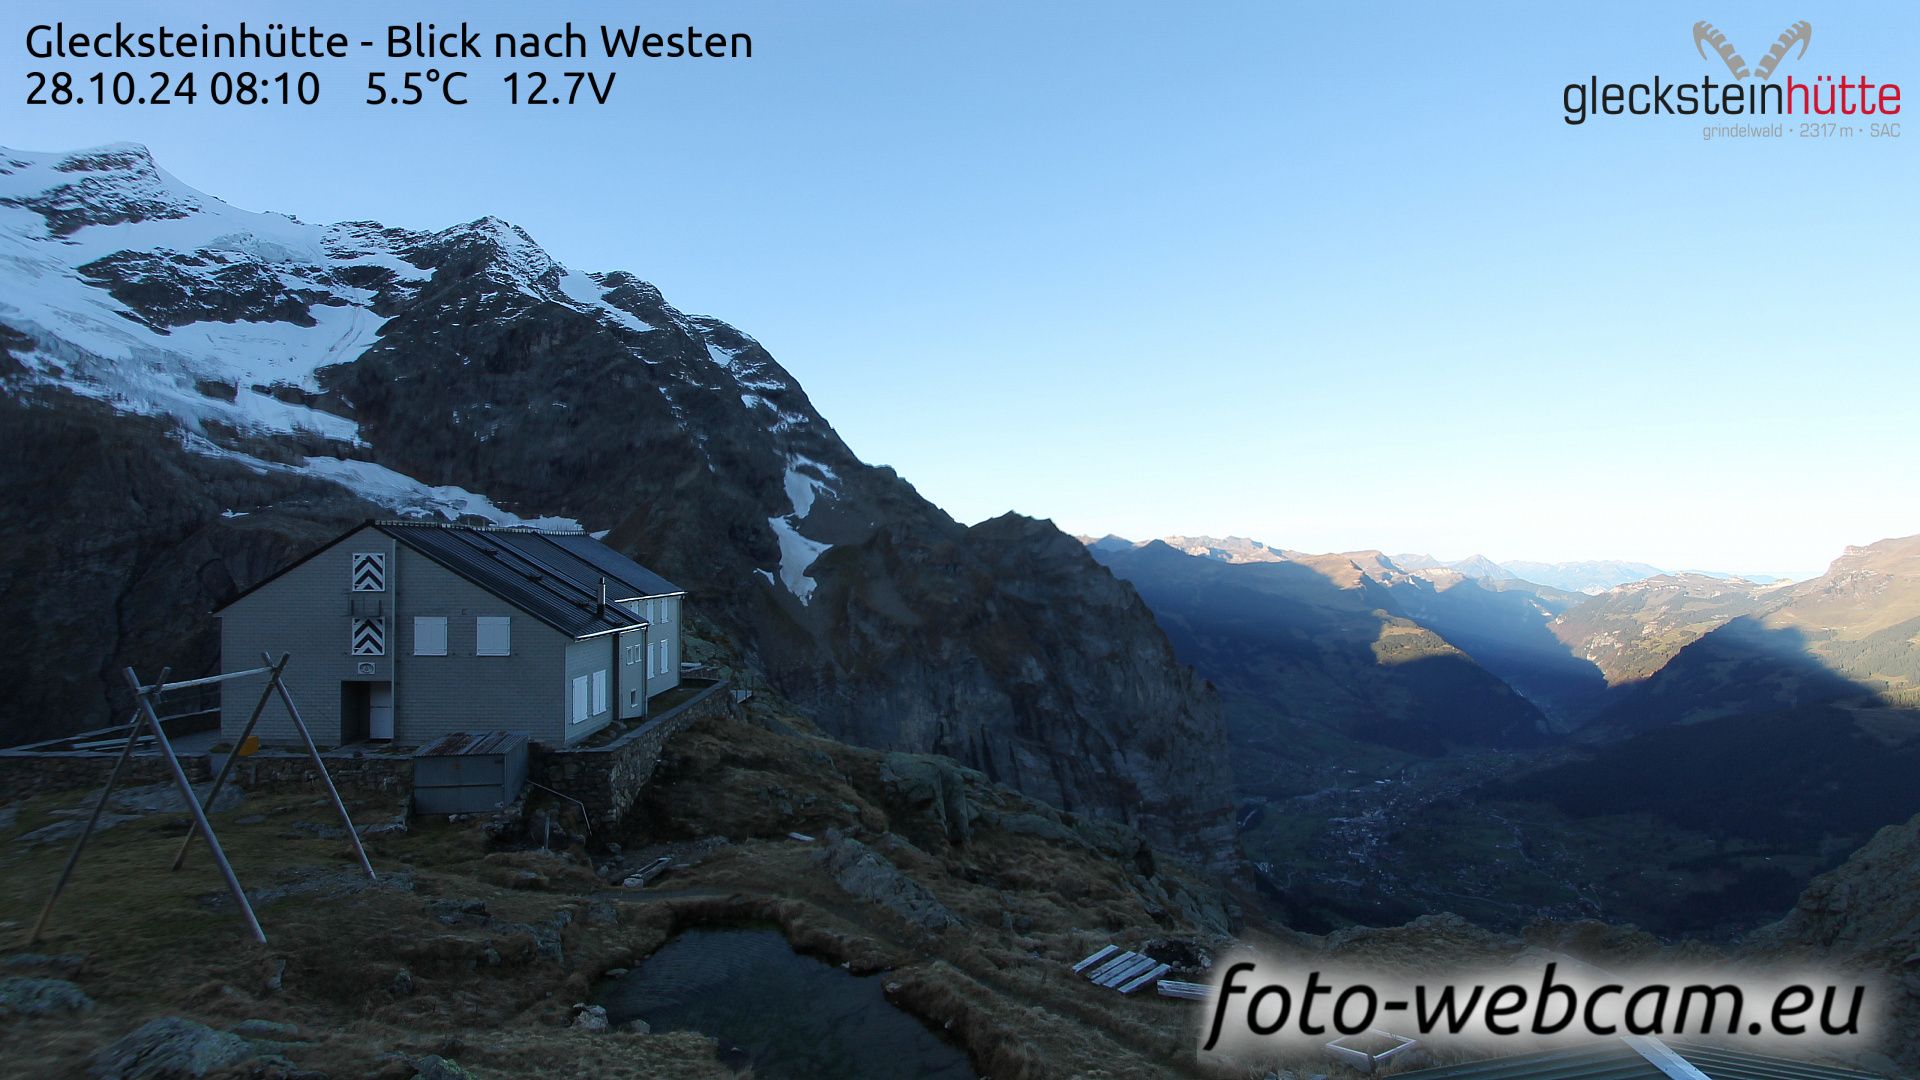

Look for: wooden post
[264,652,375,880]
[171,655,288,871]
[124,666,266,944]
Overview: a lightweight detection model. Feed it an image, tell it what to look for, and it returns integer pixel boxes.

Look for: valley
[1092,534,1920,943]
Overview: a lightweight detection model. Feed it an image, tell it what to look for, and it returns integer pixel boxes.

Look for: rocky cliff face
[1750,811,1920,1073]
[0,144,1236,867]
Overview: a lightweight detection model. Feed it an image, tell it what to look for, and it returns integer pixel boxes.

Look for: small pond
[597,927,975,1080]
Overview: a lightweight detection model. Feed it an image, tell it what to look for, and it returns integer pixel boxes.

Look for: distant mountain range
[1106,536,1802,595]
[1085,531,1920,933]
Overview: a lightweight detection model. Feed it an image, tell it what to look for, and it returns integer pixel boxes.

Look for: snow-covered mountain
[0,143,835,546]
[0,144,1237,866]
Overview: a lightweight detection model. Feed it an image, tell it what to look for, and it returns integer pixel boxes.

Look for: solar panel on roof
[375,522,646,640]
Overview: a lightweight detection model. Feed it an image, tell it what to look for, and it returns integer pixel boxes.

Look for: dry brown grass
[0,787,738,1079]
[0,707,1266,1079]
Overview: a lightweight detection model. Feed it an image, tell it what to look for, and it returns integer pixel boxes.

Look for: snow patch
[767,515,830,604]
[783,462,832,520]
[557,268,656,335]
[301,457,583,530]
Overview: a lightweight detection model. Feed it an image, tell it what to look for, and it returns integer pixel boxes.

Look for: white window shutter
[591,670,608,715]
[476,616,511,656]
[413,617,448,656]
[571,675,589,723]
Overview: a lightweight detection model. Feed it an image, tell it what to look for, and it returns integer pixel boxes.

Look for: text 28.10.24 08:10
[20,69,620,107]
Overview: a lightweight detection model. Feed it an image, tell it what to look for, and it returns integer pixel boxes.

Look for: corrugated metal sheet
[1666,1042,1888,1080]
[417,731,527,757]
[1397,1043,1663,1079]
[1395,1041,1889,1080]
[414,730,529,814]
[376,522,647,640]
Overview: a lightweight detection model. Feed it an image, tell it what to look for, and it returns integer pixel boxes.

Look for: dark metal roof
[1396,1043,1662,1080]
[1396,1041,1888,1080]
[1666,1042,1887,1080]
[375,521,658,640]
[542,532,684,598]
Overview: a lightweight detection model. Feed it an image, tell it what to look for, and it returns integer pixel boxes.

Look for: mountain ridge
[0,143,1238,867]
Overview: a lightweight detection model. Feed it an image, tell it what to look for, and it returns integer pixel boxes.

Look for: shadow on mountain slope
[1590,618,1870,737]
[1091,542,1549,777]
[1364,571,1613,727]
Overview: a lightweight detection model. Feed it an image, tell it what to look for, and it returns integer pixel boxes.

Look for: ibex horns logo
[1693,20,1812,81]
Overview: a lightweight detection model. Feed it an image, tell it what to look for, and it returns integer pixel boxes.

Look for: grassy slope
[0,699,1253,1080]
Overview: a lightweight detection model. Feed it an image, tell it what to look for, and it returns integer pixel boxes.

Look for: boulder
[232,1018,303,1041]
[984,809,1082,847]
[879,753,978,846]
[818,835,959,933]
[570,1003,609,1032]
[0,976,94,1017]
[16,815,136,846]
[2,952,86,972]
[412,1055,478,1080]
[89,1017,255,1079]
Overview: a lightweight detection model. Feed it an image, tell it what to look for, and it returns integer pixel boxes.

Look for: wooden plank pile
[1071,945,1172,994]
[1155,980,1213,1000]
[620,855,673,888]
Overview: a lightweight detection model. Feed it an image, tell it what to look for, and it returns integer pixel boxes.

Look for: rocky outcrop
[819,834,961,933]
[88,1017,256,1079]
[0,976,94,1017]
[880,752,978,846]
[1749,811,1920,1074]
[0,144,1239,869]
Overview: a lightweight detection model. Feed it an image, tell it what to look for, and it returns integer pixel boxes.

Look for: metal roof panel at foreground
[1394,1040,1888,1080]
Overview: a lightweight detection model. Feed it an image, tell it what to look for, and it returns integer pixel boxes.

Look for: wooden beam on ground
[1118,963,1172,994]
[1072,944,1119,973]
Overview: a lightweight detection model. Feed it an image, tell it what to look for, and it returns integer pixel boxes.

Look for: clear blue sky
[7,2,1915,574]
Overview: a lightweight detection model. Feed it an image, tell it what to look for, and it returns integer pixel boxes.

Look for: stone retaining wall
[529,678,737,829]
[0,753,211,800]
[0,680,734,822]
[0,746,413,802]
[216,751,414,797]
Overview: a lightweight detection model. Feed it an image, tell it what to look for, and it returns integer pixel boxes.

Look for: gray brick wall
[562,635,618,746]
[645,594,683,698]
[220,524,573,748]
[615,626,648,722]
[389,546,568,744]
